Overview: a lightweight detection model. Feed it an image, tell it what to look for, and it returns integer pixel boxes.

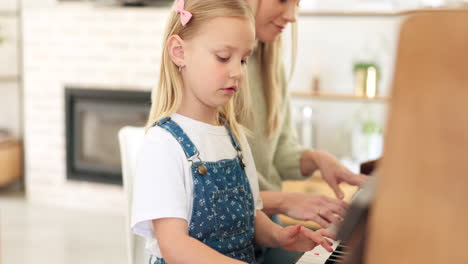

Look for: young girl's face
[181,17,255,111]
[253,0,299,43]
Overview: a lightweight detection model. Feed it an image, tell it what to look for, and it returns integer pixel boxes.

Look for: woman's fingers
[285,193,349,228]
[303,197,348,227]
[307,213,331,228]
[313,195,347,215]
[345,172,368,186]
[316,229,337,241]
[318,209,342,225]
[317,197,348,226]
[324,196,349,211]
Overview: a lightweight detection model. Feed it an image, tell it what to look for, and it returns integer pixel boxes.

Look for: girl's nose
[229,63,242,80]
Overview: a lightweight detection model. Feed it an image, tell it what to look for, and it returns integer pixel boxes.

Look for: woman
[244,0,367,263]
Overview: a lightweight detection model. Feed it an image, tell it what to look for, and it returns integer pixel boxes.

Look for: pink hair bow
[174,0,192,26]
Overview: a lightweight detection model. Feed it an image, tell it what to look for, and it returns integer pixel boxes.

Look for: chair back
[118,126,146,264]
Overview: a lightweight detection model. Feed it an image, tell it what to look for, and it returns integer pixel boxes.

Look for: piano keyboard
[295,240,348,264]
[296,186,363,264]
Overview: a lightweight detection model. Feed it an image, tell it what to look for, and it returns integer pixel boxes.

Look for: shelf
[0,10,19,17]
[0,138,22,187]
[290,91,389,102]
[0,76,20,83]
[299,8,468,17]
[299,11,402,17]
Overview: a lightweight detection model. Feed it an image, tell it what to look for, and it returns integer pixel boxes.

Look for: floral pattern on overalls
[151,117,256,264]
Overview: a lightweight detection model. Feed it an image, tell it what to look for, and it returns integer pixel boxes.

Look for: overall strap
[225,125,246,168]
[152,117,199,160]
[225,124,242,152]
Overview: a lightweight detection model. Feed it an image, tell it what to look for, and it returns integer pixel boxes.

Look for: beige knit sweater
[246,52,306,191]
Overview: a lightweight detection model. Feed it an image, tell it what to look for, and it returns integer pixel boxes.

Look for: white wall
[22,0,57,8]
[285,15,404,159]
[0,0,18,11]
[289,16,402,96]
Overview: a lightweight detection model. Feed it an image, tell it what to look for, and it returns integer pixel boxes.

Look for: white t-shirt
[131,113,263,256]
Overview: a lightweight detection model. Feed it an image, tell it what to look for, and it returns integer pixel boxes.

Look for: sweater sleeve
[272,69,307,181]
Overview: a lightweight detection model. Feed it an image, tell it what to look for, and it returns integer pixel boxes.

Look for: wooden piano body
[296,9,468,264]
[366,9,468,264]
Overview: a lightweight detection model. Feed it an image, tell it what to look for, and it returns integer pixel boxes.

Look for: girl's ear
[167,34,185,67]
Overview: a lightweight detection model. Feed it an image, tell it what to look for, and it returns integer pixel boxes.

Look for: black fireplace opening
[65,87,151,185]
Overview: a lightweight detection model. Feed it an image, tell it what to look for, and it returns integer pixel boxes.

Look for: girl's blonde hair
[249,0,298,137]
[146,0,255,147]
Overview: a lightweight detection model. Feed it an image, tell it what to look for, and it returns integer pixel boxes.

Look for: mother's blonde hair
[146,0,255,146]
[248,0,298,137]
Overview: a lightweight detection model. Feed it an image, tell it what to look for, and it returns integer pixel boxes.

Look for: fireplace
[65,87,151,184]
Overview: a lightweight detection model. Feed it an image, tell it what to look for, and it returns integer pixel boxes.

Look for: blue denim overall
[151,117,256,264]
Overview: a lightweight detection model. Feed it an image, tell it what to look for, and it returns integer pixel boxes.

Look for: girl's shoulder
[144,125,183,151]
[137,125,189,168]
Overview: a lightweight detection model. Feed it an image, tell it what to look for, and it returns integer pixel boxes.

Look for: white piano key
[295,239,340,264]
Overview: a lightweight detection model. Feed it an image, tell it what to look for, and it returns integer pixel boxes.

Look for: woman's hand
[282,192,347,228]
[277,225,335,252]
[301,150,368,199]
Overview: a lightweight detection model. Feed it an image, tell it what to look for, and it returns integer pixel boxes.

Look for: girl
[131,0,334,263]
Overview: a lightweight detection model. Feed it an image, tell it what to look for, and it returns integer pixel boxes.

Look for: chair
[118,126,148,264]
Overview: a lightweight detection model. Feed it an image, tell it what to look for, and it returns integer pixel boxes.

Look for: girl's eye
[217,56,230,62]
[241,59,248,65]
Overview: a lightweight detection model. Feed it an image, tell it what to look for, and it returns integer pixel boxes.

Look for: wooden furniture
[365,10,468,264]
[0,138,22,187]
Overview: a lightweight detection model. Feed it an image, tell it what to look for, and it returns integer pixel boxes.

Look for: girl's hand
[277,225,335,253]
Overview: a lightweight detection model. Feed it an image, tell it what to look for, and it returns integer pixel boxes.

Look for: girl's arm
[253,210,283,248]
[153,218,247,264]
[254,210,334,252]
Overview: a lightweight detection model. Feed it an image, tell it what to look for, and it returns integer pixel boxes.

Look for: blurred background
[1,0,468,263]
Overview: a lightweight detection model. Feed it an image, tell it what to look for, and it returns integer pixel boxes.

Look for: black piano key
[324,243,348,264]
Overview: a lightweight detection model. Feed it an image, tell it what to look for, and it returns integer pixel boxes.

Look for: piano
[294,169,378,264]
[295,240,346,264]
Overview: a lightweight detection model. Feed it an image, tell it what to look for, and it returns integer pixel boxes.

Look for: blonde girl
[131,0,334,263]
